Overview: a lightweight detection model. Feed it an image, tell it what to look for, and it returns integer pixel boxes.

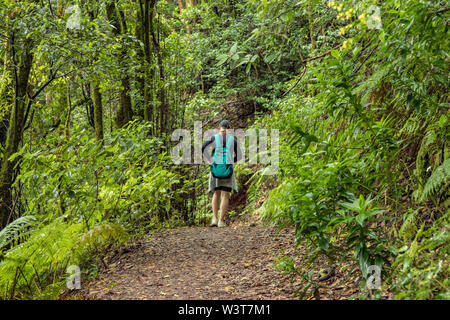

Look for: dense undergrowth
[0,0,448,300]
[0,121,186,299]
[246,0,449,299]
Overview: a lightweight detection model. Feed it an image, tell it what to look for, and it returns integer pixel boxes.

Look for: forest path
[80,223,301,300]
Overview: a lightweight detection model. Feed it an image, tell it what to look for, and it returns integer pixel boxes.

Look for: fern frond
[357,62,391,101]
[0,218,83,299]
[76,223,129,249]
[419,159,450,202]
[0,215,36,249]
[398,115,425,137]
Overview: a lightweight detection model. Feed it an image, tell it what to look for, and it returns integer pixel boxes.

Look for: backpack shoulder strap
[226,135,234,149]
[214,134,221,149]
[225,136,234,164]
[212,134,221,163]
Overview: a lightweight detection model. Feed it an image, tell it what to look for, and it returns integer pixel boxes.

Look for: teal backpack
[210,134,234,179]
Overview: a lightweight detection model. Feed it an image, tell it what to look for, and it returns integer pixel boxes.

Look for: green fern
[419,159,450,202]
[0,215,36,250]
[357,62,391,104]
[398,115,425,137]
[0,220,129,299]
[0,218,84,299]
[413,119,447,201]
[76,223,129,249]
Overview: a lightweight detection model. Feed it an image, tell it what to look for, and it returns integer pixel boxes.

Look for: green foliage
[76,223,129,250]
[392,212,449,299]
[0,119,185,298]
[418,159,450,203]
[17,120,183,233]
[0,217,132,299]
[333,195,392,278]
[0,0,447,301]
[413,114,449,204]
[0,217,84,299]
[0,216,36,250]
[255,0,448,299]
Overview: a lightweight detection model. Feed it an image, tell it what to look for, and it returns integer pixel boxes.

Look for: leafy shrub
[0,120,185,299]
[0,217,84,299]
[254,0,448,299]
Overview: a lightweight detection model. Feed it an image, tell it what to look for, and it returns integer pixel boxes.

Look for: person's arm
[201,135,215,163]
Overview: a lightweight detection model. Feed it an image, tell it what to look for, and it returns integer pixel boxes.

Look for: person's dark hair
[219,120,231,129]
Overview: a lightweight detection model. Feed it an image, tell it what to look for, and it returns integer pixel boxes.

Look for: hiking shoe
[210,217,218,227]
[218,220,226,228]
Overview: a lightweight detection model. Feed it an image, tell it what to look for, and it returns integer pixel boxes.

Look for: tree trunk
[91,81,104,142]
[81,82,95,128]
[177,0,191,34]
[0,35,33,229]
[135,5,145,118]
[149,1,168,136]
[105,2,133,128]
[307,4,316,53]
[0,36,12,168]
[84,3,104,138]
[140,0,154,129]
[65,80,72,139]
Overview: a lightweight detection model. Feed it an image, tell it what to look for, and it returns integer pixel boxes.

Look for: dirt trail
[80,224,301,300]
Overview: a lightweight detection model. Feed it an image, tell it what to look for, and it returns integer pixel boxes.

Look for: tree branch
[302,43,341,63]
[282,44,342,97]
[282,65,307,97]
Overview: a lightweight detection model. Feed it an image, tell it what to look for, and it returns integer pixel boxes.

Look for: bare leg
[212,190,221,221]
[219,191,230,223]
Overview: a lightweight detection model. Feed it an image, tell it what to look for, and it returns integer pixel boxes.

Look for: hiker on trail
[202,120,242,228]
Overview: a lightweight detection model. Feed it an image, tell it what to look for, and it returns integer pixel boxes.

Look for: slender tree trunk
[84,3,103,138]
[119,76,133,126]
[65,80,72,139]
[186,0,197,31]
[135,5,145,117]
[307,4,316,53]
[81,82,95,128]
[0,34,33,228]
[177,0,191,34]
[0,36,12,167]
[91,81,103,142]
[149,1,168,136]
[105,2,133,128]
[140,0,154,129]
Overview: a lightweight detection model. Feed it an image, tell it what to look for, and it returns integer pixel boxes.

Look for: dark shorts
[214,186,232,192]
